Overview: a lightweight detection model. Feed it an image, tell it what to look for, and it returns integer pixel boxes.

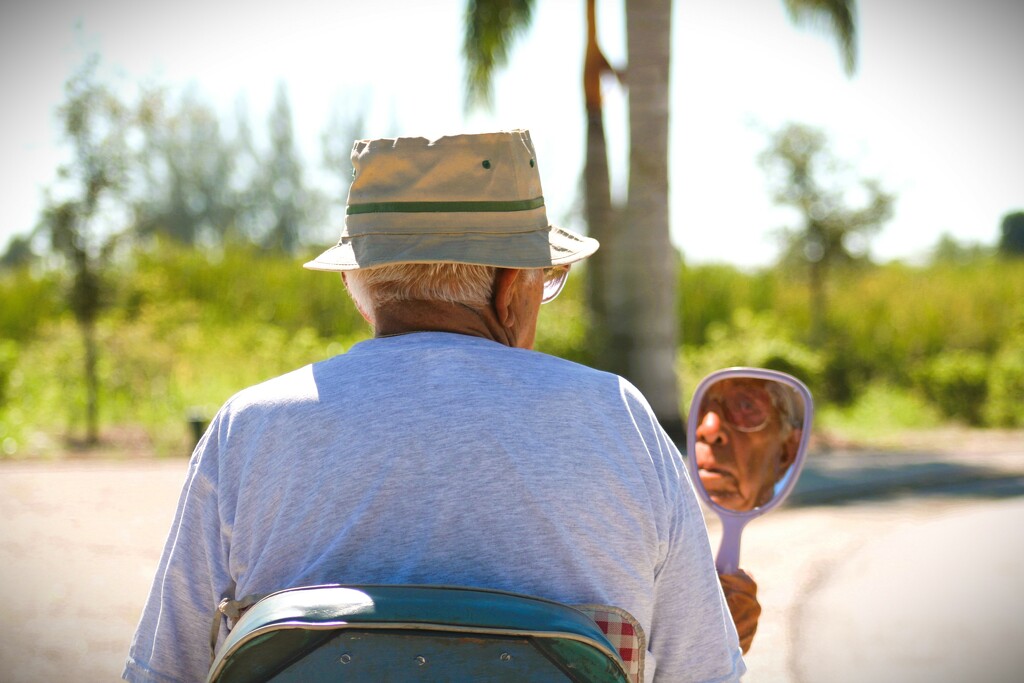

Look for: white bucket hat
[303,130,599,272]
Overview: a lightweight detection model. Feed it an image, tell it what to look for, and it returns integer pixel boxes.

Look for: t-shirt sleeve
[123,423,233,683]
[645,418,746,682]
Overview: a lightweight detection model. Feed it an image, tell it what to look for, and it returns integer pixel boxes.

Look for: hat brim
[303,225,598,272]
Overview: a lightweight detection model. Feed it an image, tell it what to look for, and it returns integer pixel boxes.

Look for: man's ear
[493,268,520,328]
[779,428,802,473]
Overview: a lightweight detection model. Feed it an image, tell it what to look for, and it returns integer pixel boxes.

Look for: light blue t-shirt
[124,332,743,682]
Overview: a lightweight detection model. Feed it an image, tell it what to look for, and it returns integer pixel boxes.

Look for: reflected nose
[696,409,729,445]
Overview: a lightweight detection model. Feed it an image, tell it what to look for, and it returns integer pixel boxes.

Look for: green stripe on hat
[347,196,545,215]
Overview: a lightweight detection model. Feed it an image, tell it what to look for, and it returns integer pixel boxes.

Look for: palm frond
[463,0,535,111]
[783,0,858,75]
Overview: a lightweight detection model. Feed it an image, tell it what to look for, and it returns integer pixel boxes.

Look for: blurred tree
[998,211,1024,256]
[782,0,858,76]
[37,55,132,445]
[134,86,242,246]
[259,83,324,253]
[0,235,36,270]
[930,232,990,265]
[463,0,535,110]
[463,0,858,438]
[760,122,894,344]
[463,0,683,429]
[580,0,616,370]
[91,69,348,256]
[464,0,618,372]
[614,0,679,431]
[319,102,367,246]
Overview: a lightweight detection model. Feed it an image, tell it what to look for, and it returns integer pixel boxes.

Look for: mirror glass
[690,372,810,513]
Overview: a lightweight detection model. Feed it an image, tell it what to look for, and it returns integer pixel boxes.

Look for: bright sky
[2,0,1022,268]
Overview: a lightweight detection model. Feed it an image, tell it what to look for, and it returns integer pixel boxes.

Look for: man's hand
[719,569,761,654]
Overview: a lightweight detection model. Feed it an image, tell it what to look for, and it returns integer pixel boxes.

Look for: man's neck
[371,299,517,347]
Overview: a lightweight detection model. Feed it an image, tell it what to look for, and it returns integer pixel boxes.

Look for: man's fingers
[719,570,761,654]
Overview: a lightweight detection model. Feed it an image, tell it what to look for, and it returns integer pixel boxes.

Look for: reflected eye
[706,385,773,432]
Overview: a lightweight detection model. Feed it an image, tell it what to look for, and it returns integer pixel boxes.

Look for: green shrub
[678,309,823,413]
[816,381,943,442]
[118,240,367,338]
[0,320,80,456]
[1,312,368,457]
[828,260,1024,380]
[678,264,778,346]
[0,266,63,341]
[913,350,990,425]
[0,340,16,408]
[4,242,1022,458]
[984,333,1024,427]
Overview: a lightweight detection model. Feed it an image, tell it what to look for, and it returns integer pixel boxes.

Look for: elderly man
[692,376,804,652]
[123,131,746,682]
[694,377,804,513]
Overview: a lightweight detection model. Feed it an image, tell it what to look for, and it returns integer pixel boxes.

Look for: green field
[2,242,1021,458]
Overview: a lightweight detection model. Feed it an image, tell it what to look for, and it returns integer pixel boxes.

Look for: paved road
[793,496,1024,683]
[728,493,1024,682]
[0,451,1021,682]
[0,460,184,683]
[714,447,1024,682]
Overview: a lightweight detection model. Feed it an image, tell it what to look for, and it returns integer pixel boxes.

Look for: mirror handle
[715,514,751,575]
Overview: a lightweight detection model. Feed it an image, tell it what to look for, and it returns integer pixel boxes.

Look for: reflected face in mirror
[694,378,804,512]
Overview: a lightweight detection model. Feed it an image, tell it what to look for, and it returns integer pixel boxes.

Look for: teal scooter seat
[207,584,639,683]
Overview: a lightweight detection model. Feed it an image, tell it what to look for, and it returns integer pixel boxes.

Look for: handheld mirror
[686,368,814,574]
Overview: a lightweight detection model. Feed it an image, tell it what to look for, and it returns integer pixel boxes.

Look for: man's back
[125,333,743,681]
[127,130,746,682]
[223,332,679,605]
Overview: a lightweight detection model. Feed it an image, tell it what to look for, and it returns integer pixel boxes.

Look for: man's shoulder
[521,348,610,376]
[530,352,647,401]
[221,363,319,414]
[509,348,638,395]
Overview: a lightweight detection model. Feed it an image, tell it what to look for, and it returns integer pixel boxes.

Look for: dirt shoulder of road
[3,424,1021,464]
[811,426,1023,457]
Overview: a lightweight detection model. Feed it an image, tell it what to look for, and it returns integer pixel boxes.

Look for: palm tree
[615,0,679,434]
[464,1,616,365]
[581,0,617,371]
[782,0,857,76]
[463,0,858,439]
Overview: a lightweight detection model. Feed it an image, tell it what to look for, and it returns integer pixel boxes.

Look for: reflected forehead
[716,378,767,392]
[703,379,771,403]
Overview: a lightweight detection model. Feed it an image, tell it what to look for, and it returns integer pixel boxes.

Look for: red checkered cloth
[575,604,646,683]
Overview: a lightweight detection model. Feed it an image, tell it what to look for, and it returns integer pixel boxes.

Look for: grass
[815,381,945,448]
[2,316,370,459]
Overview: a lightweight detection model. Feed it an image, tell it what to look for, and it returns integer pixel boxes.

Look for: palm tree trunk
[583,0,616,370]
[585,111,616,367]
[621,0,683,441]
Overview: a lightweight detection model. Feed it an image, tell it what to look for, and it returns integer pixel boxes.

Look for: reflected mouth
[695,443,739,495]
[698,467,738,493]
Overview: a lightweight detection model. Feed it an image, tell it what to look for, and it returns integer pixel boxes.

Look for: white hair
[766,381,804,434]
[344,263,542,319]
